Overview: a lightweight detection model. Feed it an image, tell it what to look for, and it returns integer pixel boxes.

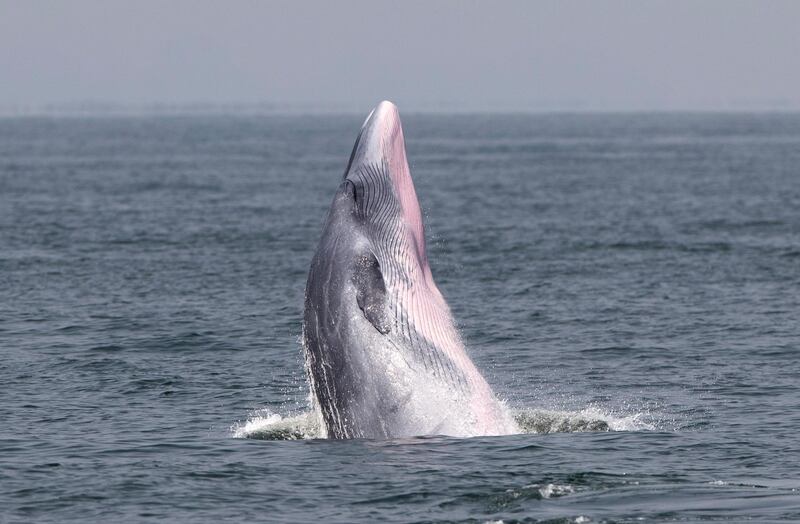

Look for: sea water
[2,113,799,522]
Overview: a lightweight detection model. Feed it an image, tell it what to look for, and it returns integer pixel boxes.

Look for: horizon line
[2,100,800,118]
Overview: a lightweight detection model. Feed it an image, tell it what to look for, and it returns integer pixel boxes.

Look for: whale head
[340,101,431,284]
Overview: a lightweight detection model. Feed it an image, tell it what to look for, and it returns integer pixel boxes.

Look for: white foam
[536,483,575,499]
[574,407,657,432]
[512,406,655,434]
[231,404,658,440]
[231,408,323,440]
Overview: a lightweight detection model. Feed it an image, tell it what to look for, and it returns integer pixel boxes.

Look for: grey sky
[1,0,799,112]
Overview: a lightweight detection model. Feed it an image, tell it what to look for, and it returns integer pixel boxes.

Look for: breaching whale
[303,101,518,439]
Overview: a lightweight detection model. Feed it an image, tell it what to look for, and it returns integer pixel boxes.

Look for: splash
[514,406,656,434]
[231,409,325,440]
[231,405,655,440]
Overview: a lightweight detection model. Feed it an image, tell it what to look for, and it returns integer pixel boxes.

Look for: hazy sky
[2,0,799,112]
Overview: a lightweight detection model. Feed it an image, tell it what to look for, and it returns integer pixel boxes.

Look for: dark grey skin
[303,101,517,439]
[303,178,396,438]
[303,120,402,439]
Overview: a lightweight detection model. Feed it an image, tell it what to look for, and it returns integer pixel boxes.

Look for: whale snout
[345,100,402,179]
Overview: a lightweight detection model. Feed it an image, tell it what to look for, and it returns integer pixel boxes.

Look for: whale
[303,101,518,439]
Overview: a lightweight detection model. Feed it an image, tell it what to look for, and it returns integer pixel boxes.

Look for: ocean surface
[2,112,799,523]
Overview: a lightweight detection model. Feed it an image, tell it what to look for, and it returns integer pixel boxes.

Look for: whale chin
[302,101,518,439]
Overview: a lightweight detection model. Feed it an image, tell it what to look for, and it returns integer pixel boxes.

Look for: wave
[231,405,655,441]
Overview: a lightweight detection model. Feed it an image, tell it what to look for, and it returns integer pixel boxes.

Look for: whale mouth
[341,106,380,178]
[342,127,365,179]
[343,101,428,271]
[344,100,399,179]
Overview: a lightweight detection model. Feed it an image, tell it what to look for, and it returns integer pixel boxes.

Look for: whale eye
[342,179,360,208]
[347,178,368,217]
[346,179,358,201]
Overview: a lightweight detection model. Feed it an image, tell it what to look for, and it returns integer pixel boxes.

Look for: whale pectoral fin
[354,252,391,334]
